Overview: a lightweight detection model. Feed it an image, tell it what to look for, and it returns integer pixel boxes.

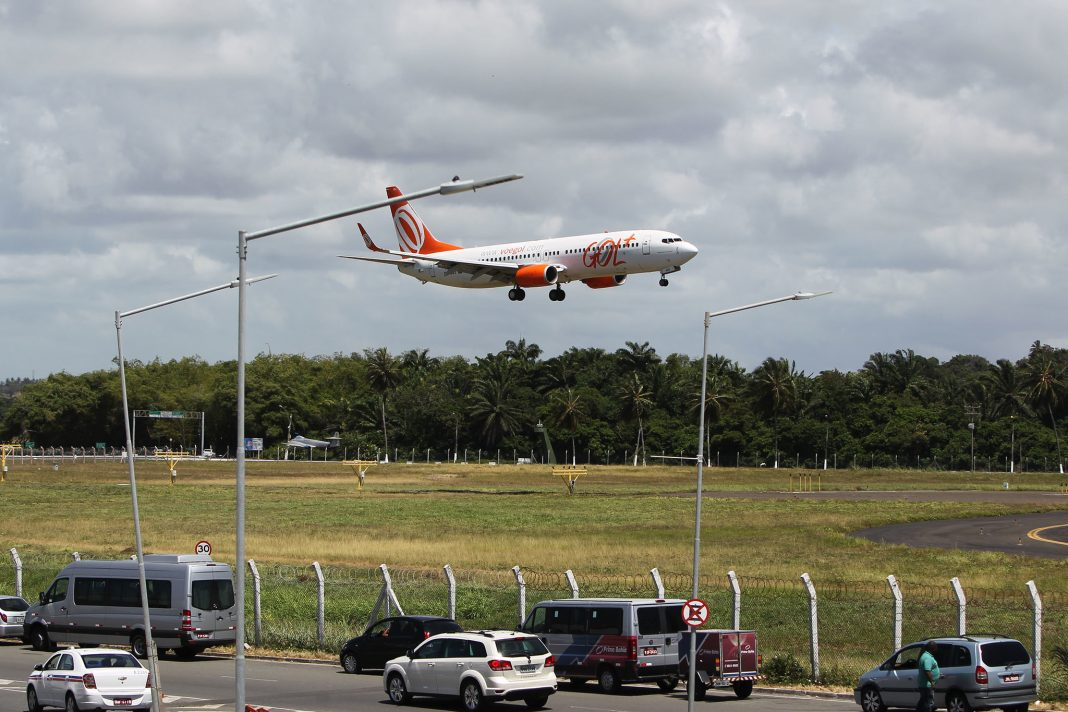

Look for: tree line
[0,339,1064,471]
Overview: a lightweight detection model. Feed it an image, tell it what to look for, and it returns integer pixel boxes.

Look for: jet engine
[582,274,627,289]
[515,264,562,287]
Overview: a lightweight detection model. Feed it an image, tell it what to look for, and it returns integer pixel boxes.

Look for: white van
[23,554,236,659]
[521,598,688,693]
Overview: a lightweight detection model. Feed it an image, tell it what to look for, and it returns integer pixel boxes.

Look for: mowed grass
[1,459,1066,590]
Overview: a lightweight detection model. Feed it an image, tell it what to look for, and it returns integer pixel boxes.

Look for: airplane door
[642,239,650,255]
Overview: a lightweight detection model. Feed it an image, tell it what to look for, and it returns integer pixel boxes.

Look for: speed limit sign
[195,540,212,556]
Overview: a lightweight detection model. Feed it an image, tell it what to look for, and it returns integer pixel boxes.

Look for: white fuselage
[397,229,697,287]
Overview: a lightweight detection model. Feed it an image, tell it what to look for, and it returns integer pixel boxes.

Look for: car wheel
[524,694,550,709]
[694,681,708,701]
[174,646,199,660]
[341,652,360,674]
[860,685,886,712]
[27,686,42,712]
[946,692,973,712]
[386,674,410,704]
[29,626,52,652]
[461,680,484,712]
[657,675,679,692]
[65,692,80,712]
[131,633,148,659]
[732,680,753,699]
[597,666,621,693]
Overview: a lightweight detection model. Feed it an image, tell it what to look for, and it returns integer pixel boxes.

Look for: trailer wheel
[732,680,753,699]
[694,681,708,701]
[656,676,679,692]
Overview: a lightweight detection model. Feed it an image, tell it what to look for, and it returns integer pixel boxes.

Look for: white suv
[383,630,557,711]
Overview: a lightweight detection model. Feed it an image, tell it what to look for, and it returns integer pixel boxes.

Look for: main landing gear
[507,287,526,301]
[549,286,566,302]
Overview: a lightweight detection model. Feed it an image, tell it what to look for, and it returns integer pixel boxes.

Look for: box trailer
[679,629,760,700]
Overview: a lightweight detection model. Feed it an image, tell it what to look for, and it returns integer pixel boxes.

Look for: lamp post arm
[118,275,277,320]
[705,291,832,323]
[244,174,522,242]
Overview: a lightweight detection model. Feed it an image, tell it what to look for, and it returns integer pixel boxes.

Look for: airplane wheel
[558,290,566,301]
[548,290,557,302]
[516,288,526,301]
[508,288,518,301]
[659,277,669,286]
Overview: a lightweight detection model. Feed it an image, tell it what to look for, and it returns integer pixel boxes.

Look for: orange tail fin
[387,186,461,254]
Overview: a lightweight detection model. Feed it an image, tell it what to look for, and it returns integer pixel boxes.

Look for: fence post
[443,564,456,620]
[887,574,902,651]
[9,548,21,598]
[512,566,526,628]
[728,570,741,629]
[650,567,665,599]
[564,569,580,599]
[312,561,325,648]
[800,572,820,682]
[72,552,81,561]
[950,577,966,635]
[1027,580,1042,695]
[247,559,262,646]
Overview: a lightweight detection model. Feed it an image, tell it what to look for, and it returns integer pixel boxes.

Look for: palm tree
[690,360,735,465]
[1025,359,1064,472]
[750,357,801,465]
[468,363,525,446]
[616,341,661,377]
[617,374,653,465]
[550,387,586,464]
[364,347,402,461]
[984,359,1031,419]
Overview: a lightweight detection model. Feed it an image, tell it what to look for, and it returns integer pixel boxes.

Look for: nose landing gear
[659,265,681,286]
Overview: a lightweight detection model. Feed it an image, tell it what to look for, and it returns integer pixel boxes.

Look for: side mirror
[34,664,43,671]
[406,649,414,658]
[39,592,46,604]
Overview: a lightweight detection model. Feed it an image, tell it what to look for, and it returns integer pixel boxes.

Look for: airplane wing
[339,223,551,284]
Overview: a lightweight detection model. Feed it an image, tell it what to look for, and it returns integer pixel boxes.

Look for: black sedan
[339,616,462,673]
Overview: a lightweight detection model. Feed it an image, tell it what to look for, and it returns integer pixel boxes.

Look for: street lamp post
[234,174,520,712]
[116,275,274,712]
[688,291,829,712]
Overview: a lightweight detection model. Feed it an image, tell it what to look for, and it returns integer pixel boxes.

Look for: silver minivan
[855,635,1036,712]
[23,554,236,659]
[521,598,688,693]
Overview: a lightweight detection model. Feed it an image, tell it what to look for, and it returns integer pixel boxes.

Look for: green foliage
[2,341,1066,472]
[761,653,808,683]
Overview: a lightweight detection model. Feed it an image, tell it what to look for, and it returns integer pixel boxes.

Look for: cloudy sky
[2,1,1065,380]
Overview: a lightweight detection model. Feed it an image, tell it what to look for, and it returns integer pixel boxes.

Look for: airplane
[339,186,698,301]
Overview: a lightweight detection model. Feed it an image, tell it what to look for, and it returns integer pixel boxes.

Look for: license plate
[1003,674,1021,682]
[114,699,132,706]
[12,615,24,624]
[642,647,659,656]
[196,633,210,639]
[516,664,537,673]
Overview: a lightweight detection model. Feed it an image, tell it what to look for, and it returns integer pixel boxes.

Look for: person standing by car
[916,640,940,712]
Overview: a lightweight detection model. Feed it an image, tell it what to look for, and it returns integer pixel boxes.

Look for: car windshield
[497,637,549,658]
[0,597,28,611]
[82,653,142,669]
[981,641,1030,667]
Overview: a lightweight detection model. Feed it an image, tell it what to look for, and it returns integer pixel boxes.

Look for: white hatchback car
[383,630,557,711]
[27,648,152,711]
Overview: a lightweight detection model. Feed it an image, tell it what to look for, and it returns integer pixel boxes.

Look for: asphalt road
[0,642,859,712]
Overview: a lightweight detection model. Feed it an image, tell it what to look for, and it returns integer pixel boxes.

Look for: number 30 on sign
[195,540,212,556]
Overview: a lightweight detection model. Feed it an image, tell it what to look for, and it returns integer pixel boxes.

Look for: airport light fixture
[234,173,521,712]
[116,274,275,712]
[687,290,830,712]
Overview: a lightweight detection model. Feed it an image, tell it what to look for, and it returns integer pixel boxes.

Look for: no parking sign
[682,598,710,628]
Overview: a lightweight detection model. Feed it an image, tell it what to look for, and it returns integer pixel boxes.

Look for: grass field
[1,458,1066,695]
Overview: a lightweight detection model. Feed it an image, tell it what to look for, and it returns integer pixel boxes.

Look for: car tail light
[975,665,988,684]
[82,673,97,689]
[626,636,637,661]
[545,655,555,668]
[146,673,152,689]
[1032,661,1036,679]
[488,659,513,671]
[180,609,194,632]
[758,654,763,667]
[0,612,6,622]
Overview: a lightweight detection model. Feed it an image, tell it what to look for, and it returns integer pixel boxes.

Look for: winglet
[359,223,387,253]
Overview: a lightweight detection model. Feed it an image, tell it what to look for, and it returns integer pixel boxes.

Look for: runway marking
[1027,523,1068,547]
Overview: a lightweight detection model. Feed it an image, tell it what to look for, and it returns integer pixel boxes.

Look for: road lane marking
[1028,523,1068,547]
